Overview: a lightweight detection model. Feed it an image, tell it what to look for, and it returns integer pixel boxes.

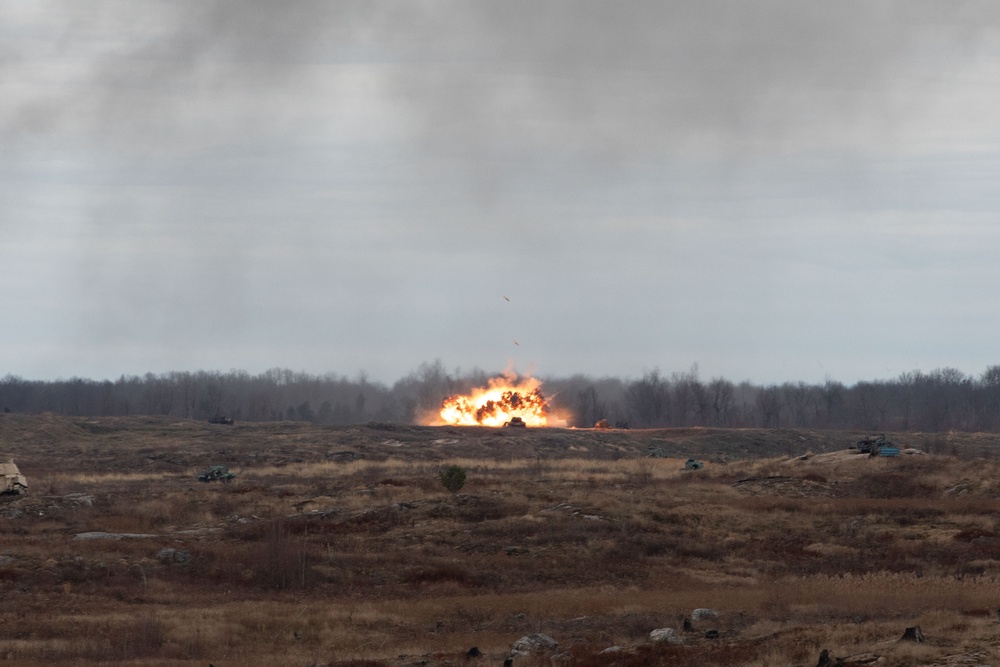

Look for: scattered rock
[73,532,158,540]
[326,450,361,462]
[649,627,683,644]
[600,646,624,654]
[510,633,558,657]
[900,625,924,642]
[156,547,192,564]
[465,646,482,658]
[294,496,338,512]
[59,493,94,506]
[691,608,720,621]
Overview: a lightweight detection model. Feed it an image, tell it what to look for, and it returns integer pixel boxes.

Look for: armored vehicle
[503,417,527,428]
[856,434,899,456]
[197,465,235,482]
[1,460,27,495]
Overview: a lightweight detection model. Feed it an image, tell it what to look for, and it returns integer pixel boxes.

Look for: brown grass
[3,416,1000,665]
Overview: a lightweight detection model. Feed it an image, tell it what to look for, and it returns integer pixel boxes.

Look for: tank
[197,465,235,482]
[1,460,27,495]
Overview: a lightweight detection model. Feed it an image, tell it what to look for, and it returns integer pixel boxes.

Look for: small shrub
[439,465,467,493]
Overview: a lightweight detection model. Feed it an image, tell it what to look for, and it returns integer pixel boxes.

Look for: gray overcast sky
[4,0,1000,386]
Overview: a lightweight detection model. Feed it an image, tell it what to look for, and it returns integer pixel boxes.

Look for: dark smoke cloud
[4,1,1000,382]
[5,1,998,159]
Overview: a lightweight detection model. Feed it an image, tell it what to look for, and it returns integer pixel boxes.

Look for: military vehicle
[1,460,27,495]
[503,417,527,428]
[197,465,235,482]
[856,434,900,457]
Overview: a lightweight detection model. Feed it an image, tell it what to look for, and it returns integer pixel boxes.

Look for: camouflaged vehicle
[197,465,235,482]
[1,460,27,495]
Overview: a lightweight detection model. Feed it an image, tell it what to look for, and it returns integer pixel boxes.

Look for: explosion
[438,374,551,427]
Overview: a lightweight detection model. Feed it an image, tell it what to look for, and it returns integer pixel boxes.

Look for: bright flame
[438,374,551,427]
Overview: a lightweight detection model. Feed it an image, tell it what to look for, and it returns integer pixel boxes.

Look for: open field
[3,414,1000,665]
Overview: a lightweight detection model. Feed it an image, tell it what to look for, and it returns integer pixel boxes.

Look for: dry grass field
[3,414,1000,666]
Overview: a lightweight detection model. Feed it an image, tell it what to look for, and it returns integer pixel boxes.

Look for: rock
[61,493,94,506]
[899,625,924,642]
[327,450,361,462]
[649,627,683,644]
[600,646,624,654]
[510,633,558,657]
[465,647,482,658]
[817,649,832,666]
[704,630,720,640]
[156,547,192,564]
[691,608,720,621]
[73,532,157,540]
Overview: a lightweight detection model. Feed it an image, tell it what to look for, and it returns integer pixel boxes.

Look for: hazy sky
[4,1,1000,386]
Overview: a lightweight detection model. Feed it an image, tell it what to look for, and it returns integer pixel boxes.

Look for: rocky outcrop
[649,627,683,644]
[510,633,558,657]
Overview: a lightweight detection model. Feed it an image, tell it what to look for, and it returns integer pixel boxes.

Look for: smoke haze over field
[4,1,1000,385]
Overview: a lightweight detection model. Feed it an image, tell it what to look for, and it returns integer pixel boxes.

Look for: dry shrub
[847,472,937,499]
[108,613,166,660]
[194,519,317,591]
[953,527,999,542]
[401,562,484,587]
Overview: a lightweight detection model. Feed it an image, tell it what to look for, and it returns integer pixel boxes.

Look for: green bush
[439,465,467,493]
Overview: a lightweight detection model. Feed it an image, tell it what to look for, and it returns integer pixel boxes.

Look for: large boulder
[510,633,558,657]
[691,608,720,621]
[649,627,683,644]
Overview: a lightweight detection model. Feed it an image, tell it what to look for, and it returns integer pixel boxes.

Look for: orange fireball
[438,374,551,427]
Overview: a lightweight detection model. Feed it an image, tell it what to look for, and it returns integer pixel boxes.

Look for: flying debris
[503,296,511,302]
[513,339,520,346]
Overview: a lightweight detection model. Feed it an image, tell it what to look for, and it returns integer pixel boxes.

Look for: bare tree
[755,385,783,427]
[708,377,735,426]
[626,370,669,427]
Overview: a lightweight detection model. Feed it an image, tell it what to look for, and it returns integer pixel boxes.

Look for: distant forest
[3,361,1000,433]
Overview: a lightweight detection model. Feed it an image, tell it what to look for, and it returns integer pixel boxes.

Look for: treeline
[3,362,1000,433]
